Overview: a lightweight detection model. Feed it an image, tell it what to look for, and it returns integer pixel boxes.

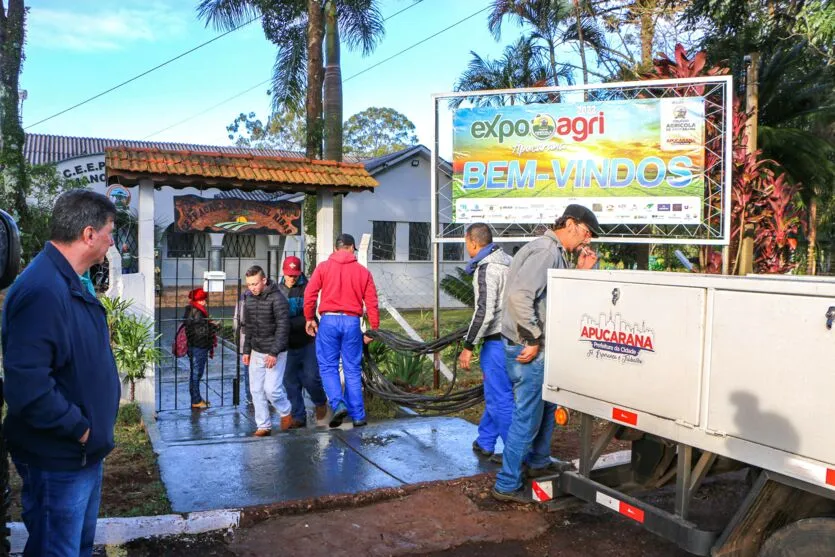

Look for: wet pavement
[155,414,499,513]
[151,308,498,514]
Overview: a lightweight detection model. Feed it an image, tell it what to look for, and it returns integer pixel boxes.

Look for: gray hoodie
[464,247,513,349]
[501,229,568,345]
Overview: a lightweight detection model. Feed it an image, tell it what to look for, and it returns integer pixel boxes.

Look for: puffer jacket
[277,275,313,349]
[464,247,513,349]
[242,280,290,357]
[183,305,217,349]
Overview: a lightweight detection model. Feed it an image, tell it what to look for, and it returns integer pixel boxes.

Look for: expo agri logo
[469,111,604,143]
[580,313,655,365]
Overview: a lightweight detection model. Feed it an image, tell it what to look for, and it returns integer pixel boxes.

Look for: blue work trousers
[316,314,365,422]
[188,346,210,405]
[475,339,515,453]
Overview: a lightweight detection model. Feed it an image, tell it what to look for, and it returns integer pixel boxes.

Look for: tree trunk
[0,0,29,221]
[305,0,325,268]
[807,195,817,275]
[323,0,343,236]
[572,0,589,85]
[130,380,136,402]
[306,0,324,160]
[638,0,657,70]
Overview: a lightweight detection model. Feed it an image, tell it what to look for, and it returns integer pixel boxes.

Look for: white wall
[342,153,465,309]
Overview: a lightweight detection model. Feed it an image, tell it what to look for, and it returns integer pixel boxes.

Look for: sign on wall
[173,195,302,235]
[452,97,706,225]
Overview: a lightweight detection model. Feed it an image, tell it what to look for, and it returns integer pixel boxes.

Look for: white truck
[539,269,835,556]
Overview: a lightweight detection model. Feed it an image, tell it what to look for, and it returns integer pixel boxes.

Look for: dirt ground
[120,470,749,557]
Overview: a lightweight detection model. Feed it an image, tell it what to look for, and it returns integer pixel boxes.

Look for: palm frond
[337,0,385,55]
[270,23,308,114]
[196,0,260,31]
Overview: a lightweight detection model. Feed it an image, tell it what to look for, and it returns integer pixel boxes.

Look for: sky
[21,0,530,159]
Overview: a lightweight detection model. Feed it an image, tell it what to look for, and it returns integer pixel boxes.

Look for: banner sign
[452,97,706,225]
[173,195,301,235]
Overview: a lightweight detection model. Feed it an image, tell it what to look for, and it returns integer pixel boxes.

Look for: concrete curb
[9,509,240,554]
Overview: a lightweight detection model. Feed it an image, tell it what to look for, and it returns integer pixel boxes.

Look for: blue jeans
[188,346,210,405]
[13,459,103,557]
[284,342,328,422]
[495,340,557,493]
[316,314,365,421]
[475,339,515,453]
[240,362,251,404]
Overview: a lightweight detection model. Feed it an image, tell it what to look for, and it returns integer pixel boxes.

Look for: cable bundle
[361,327,485,415]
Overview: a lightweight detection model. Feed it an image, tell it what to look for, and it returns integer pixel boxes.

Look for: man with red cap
[277,256,329,427]
[184,287,217,409]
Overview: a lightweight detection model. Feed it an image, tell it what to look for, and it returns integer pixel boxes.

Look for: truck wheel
[759,518,835,556]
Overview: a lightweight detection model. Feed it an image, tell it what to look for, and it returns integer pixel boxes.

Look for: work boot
[288,418,306,430]
[315,405,328,421]
[491,487,531,505]
[352,420,367,428]
[489,453,503,465]
[472,440,493,458]
[525,460,575,479]
[329,403,348,428]
[254,429,271,437]
[280,415,294,431]
[191,401,209,410]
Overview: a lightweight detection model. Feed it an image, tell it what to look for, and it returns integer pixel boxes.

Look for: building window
[408,222,430,261]
[442,223,465,261]
[166,227,206,258]
[372,221,396,261]
[222,234,256,258]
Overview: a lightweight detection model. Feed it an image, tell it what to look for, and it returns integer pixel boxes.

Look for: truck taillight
[555,406,570,427]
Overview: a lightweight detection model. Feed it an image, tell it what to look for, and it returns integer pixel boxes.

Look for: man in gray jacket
[493,204,601,503]
[458,223,514,463]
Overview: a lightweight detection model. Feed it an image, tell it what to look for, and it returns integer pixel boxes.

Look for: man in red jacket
[304,234,380,428]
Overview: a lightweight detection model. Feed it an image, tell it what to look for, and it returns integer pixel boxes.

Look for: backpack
[173,324,188,358]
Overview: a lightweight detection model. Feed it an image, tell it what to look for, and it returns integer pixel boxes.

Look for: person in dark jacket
[2,190,121,557]
[242,265,293,435]
[183,287,217,409]
[233,289,253,406]
[277,256,329,428]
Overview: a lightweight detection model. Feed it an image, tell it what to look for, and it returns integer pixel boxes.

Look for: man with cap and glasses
[277,255,329,427]
[304,234,380,428]
[492,204,601,503]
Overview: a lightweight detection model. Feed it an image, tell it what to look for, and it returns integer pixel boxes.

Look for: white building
[24,134,468,309]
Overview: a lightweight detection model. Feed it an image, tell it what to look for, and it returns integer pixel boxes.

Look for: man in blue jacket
[2,190,121,557]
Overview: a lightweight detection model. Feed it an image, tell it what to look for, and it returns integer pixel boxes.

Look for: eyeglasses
[576,222,592,239]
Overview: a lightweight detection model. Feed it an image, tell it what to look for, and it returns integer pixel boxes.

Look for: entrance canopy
[105,146,378,193]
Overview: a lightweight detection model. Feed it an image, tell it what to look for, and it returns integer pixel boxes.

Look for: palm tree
[197,0,384,258]
[488,0,610,86]
[451,36,562,109]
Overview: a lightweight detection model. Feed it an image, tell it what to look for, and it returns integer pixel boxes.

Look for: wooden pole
[739,52,759,275]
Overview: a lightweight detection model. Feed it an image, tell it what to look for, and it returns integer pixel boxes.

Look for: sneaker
[489,453,503,465]
[329,404,348,428]
[352,420,367,428]
[315,405,328,421]
[280,415,294,431]
[254,428,271,437]
[491,487,531,504]
[472,440,493,458]
[525,460,575,479]
[191,401,209,409]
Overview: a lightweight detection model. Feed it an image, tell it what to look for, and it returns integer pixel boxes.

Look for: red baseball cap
[188,287,207,301]
[282,256,302,277]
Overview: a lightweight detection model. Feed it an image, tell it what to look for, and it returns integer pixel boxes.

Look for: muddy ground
[120,469,748,556]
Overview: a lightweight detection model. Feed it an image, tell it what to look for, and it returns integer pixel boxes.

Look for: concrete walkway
[149,311,499,514]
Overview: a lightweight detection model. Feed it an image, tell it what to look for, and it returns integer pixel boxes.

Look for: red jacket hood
[329,250,357,264]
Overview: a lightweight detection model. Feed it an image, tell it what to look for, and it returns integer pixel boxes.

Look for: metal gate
[154,242,305,412]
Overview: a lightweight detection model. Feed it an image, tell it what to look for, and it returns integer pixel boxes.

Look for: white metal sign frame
[430,76,734,247]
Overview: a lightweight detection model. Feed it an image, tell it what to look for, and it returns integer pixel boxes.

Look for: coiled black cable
[361,327,485,414]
